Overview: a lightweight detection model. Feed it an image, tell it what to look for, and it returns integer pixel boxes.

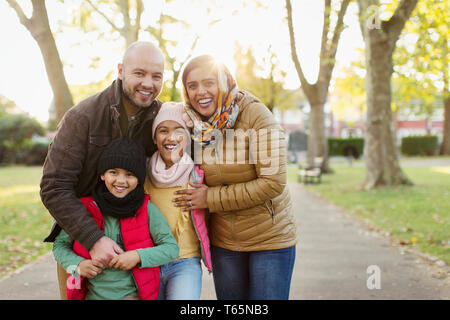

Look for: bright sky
[0,0,362,122]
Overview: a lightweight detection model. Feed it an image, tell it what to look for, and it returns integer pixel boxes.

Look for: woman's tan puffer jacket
[195,90,298,252]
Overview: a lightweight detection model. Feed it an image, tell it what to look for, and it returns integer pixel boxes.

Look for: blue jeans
[157,257,202,300]
[211,245,296,300]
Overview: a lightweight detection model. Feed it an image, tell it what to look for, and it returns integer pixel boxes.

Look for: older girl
[144,102,212,300]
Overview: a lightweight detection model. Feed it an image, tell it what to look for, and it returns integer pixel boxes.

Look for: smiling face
[185,67,219,119]
[155,120,188,169]
[118,42,164,115]
[101,168,138,198]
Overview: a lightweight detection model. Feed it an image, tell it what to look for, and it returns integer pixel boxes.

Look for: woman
[173,55,297,300]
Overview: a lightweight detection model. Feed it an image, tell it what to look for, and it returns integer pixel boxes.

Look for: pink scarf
[149,152,194,188]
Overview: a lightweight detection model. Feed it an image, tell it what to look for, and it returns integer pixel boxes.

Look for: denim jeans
[211,245,296,300]
[157,257,202,300]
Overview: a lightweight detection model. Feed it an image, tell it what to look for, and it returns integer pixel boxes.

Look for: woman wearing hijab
[173,55,297,300]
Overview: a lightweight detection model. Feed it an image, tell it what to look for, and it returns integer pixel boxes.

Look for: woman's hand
[173,182,208,212]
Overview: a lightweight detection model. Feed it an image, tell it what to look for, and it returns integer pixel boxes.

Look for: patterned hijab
[183,56,239,146]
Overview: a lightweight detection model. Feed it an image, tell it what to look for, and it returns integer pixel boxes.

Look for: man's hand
[89,236,124,268]
[76,259,103,279]
[110,250,141,270]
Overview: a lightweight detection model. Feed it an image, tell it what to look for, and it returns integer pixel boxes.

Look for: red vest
[66,194,160,300]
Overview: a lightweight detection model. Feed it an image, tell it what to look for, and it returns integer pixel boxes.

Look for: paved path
[0,183,448,300]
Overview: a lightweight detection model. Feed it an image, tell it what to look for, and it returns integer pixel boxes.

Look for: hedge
[401,135,438,156]
[328,138,364,159]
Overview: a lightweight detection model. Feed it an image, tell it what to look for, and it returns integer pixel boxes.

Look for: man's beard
[122,79,155,109]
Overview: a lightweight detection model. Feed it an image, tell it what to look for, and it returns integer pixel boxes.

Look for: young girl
[144,102,212,300]
[52,138,179,300]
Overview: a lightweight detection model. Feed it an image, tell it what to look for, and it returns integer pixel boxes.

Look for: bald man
[40,42,167,299]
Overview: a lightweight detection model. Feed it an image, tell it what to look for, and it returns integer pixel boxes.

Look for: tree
[391,70,440,130]
[81,0,144,47]
[357,0,418,189]
[331,58,366,124]
[286,0,351,171]
[69,71,115,106]
[393,0,449,154]
[233,43,302,113]
[7,0,74,124]
[67,0,210,102]
[148,12,201,102]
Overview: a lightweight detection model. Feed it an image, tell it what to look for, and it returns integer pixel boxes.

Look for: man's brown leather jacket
[40,79,161,250]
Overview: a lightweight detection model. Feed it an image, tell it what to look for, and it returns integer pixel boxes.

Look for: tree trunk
[441,96,450,155]
[7,0,73,124]
[171,69,180,101]
[364,57,413,189]
[119,0,143,47]
[85,0,142,48]
[33,29,74,124]
[308,102,331,172]
[124,31,137,48]
[286,0,349,174]
[440,46,450,155]
[360,2,414,189]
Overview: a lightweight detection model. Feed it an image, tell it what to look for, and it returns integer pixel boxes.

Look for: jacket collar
[235,90,261,113]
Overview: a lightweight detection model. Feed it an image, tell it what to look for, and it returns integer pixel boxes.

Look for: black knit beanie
[97,138,146,184]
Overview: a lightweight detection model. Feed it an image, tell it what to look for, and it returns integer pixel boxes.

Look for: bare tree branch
[318,0,350,85]
[328,0,350,61]
[182,34,199,64]
[134,0,144,40]
[118,0,130,30]
[285,0,313,93]
[385,0,418,46]
[6,0,31,29]
[319,0,332,62]
[85,0,121,33]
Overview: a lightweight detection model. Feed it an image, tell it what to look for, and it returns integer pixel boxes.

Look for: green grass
[0,166,53,278]
[288,164,450,264]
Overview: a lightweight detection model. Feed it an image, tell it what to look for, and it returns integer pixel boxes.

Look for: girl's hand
[77,259,103,279]
[110,250,141,270]
[182,110,194,129]
[173,182,208,212]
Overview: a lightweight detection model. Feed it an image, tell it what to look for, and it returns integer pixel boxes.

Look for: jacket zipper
[265,200,275,224]
[214,146,223,182]
[190,211,211,274]
[212,140,238,250]
[119,226,140,298]
[131,272,140,298]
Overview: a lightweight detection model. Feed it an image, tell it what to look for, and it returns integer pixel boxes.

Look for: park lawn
[287,164,450,264]
[0,166,53,278]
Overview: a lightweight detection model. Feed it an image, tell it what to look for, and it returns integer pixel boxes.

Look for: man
[40,41,165,299]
